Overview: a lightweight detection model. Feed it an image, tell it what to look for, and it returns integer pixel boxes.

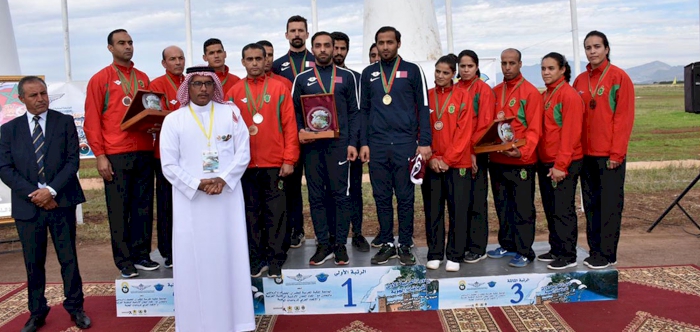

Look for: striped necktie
[32,115,46,183]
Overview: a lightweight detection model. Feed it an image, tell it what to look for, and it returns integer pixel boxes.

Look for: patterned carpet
[1,265,699,331]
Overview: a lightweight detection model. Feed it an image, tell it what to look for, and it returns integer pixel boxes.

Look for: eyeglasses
[190,81,214,88]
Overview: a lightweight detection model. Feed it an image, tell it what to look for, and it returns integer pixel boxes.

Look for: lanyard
[500,77,524,109]
[112,64,137,98]
[313,66,336,94]
[380,57,401,95]
[188,103,215,148]
[588,62,611,100]
[244,77,269,116]
[544,80,565,109]
[433,87,454,120]
[288,51,308,77]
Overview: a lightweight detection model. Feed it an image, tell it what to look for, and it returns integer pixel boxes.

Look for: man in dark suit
[0,76,91,331]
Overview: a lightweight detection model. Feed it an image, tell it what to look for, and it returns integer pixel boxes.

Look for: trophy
[120,90,170,132]
[299,93,339,140]
[473,113,526,154]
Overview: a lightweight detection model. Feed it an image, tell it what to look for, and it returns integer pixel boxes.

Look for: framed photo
[299,93,339,140]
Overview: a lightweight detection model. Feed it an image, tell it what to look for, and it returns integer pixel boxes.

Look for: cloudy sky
[7,0,700,83]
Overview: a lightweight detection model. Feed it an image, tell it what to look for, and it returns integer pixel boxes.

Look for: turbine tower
[0,0,20,75]
[363,0,442,63]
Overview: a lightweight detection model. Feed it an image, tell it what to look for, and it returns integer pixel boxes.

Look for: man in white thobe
[159,66,254,332]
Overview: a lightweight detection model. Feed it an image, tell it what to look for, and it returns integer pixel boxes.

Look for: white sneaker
[426,260,441,270]
[446,260,460,272]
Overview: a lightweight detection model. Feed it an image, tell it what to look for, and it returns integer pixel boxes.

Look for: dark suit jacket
[0,109,86,220]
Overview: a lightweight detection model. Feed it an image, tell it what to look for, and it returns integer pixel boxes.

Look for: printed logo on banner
[121,282,129,294]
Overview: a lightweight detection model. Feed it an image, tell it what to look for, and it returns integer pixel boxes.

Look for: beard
[290,38,305,48]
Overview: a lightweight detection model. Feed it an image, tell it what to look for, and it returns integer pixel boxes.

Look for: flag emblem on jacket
[396,71,408,78]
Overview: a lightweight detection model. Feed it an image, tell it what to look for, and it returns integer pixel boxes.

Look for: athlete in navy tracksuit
[331,31,369,252]
[292,32,359,265]
[360,26,431,266]
[272,15,316,249]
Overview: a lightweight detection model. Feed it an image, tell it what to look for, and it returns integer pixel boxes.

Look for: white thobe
[160,100,254,332]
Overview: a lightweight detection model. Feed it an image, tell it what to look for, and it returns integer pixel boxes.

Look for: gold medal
[253,113,264,124]
[382,94,392,105]
[249,125,258,136]
[122,96,131,107]
[434,120,444,131]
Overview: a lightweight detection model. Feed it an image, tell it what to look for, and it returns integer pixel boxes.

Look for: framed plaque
[120,90,170,132]
[473,116,526,154]
[299,93,339,140]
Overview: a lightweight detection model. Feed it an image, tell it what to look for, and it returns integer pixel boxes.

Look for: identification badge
[202,150,219,173]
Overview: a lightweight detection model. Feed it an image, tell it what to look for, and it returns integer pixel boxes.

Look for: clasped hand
[29,188,57,210]
[198,177,226,195]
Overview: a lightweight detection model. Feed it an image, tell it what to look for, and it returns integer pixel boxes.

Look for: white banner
[47,81,93,158]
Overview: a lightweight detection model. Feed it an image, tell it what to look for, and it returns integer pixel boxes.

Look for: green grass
[629,85,700,161]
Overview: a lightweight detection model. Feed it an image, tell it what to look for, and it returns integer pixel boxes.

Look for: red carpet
[1,265,699,332]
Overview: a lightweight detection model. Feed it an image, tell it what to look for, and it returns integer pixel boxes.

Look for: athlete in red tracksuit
[536,52,584,270]
[486,48,543,268]
[456,50,496,264]
[573,31,634,269]
[423,55,474,273]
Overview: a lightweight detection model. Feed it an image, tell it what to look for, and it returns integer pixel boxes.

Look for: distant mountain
[496,61,685,86]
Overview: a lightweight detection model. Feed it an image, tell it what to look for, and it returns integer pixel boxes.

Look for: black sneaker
[463,252,487,264]
[584,254,610,269]
[371,243,397,265]
[134,259,160,271]
[309,244,334,266]
[334,245,349,265]
[120,266,139,278]
[352,235,370,252]
[268,265,282,278]
[164,257,173,269]
[370,237,383,248]
[547,257,577,270]
[537,252,557,262]
[290,232,305,248]
[397,245,416,266]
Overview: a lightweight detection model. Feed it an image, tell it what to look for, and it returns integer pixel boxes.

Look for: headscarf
[176,65,225,106]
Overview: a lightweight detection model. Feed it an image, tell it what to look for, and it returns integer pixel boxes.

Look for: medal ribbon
[244,77,269,116]
[188,103,215,148]
[587,62,611,103]
[544,80,566,109]
[434,87,454,121]
[463,77,478,93]
[166,74,183,93]
[112,64,137,99]
[289,51,308,77]
[313,65,336,94]
[500,77,524,109]
[380,57,401,95]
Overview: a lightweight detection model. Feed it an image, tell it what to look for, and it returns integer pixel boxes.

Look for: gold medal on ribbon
[382,94,392,105]
[380,57,401,106]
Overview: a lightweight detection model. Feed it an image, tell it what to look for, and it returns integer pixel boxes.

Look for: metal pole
[446,0,454,53]
[570,0,581,78]
[184,0,193,67]
[311,0,318,34]
[61,0,72,81]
